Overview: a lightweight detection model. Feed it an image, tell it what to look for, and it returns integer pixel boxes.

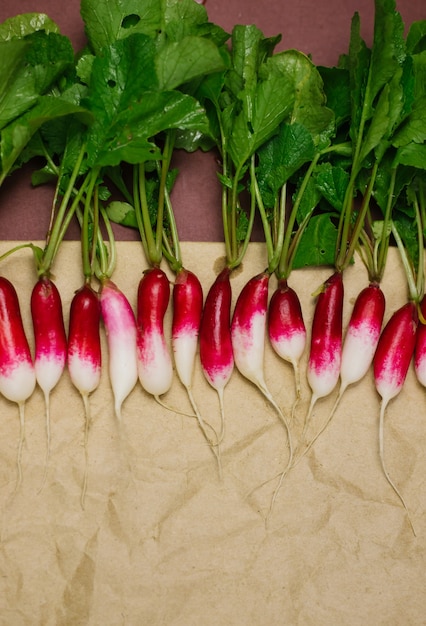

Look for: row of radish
[0,246,424,532]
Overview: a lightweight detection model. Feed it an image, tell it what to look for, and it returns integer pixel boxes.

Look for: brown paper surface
[0,241,425,625]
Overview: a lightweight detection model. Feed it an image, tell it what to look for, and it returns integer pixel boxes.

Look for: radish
[199,267,234,444]
[373,300,418,535]
[172,268,203,392]
[99,277,138,421]
[31,275,67,490]
[136,267,173,400]
[268,279,306,413]
[231,270,294,489]
[67,282,101,508]
[172,267,221,468]
[304,271,344,431]
[0,277,36,489]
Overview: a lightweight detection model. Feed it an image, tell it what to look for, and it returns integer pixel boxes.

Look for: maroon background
[0,0,424,242]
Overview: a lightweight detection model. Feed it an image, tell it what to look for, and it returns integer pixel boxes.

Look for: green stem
[41,143,87,274]
[391,222,418,303]
[228,161,256,271]
[155,131,175,258]
[277,153,320,279]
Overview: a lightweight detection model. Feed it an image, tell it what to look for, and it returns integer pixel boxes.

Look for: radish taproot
[172,266,222,470]
[31,275,67,490]
[68,282,102,508]
[0,277,36,489]
[99,278,138,421]
[373,300,418,535]
[199,266,234,444]
[231,270,294,494]
[305,271,344,432]
[268,279,306,411]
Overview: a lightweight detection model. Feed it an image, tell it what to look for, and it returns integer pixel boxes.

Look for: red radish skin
[268,279,306,408]
[68,284,101,397]
[31,276,67,396]
[68,283,102,509]
[373,302,418,404]
[199,267,234,442]
[305,271,344,430]
[414,296,426,388]
[100,278,138,420]
[172,268,203,391]
[373,301,418,535]
[0,277,36,489]
[136,268,173,399]
[31,276,67,490]
[340,283,386,391]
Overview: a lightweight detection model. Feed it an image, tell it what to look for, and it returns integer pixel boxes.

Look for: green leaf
[406,20,426,55]
[369,0,406,105]
[392,95,426,147]
[0,31,74,130]
[0,96,91,183]
[295,175,322,223]
[292,213,338,268]
[318,66,351,129]
[257,122,316,205]
[89,90,209,166]
[0,13,60,41]
[394,143,426,170]
[267,50,335,149]
[106,200,138,228]
[227,57,295,169]
[80,0,162,54]
[314,163,350,212]
[156,36,225,90]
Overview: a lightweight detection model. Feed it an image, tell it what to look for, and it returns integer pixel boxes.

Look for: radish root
[379,398,416,537]
[37,391,51,494]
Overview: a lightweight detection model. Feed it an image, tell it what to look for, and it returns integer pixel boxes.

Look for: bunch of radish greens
[0,0,425,528]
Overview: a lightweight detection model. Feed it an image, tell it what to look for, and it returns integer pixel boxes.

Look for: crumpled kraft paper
[0,240,425,626]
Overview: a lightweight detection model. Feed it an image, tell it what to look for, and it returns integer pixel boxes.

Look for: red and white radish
[199,267,234,443]
[340,282,386,393]
[31,275,67,489]
[172,268,203,392]
[231,270,294,511]
[305,271,344,431]
[172,267,221,470]
[67,282,102,508]
[373,300,418,535]
[0,277,36,489]
[268,279,306,412]
[136,267,173,400]
[99,278,138,420]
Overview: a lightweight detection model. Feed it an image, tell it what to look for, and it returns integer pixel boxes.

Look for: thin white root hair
[80,392,91,511]
[153,395,198,419]
[379,398,416,537]
[293,382,346,468]
[37,391,51,495]
[254,380,294,527]
[15,401,26,493]
[185,386,223,480]
[301,392,318,440]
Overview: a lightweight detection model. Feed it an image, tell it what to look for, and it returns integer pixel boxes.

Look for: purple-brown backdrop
[0,0,424,242]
